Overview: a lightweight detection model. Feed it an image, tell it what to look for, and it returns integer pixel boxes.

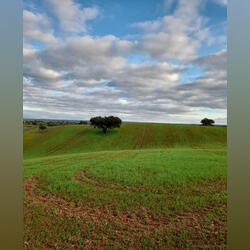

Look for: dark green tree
[90,116,122,134]
[200,118,215,126]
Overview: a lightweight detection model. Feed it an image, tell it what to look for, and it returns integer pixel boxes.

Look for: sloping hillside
[23,123,227,159]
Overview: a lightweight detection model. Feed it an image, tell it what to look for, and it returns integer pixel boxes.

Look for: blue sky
[23,0,227,124]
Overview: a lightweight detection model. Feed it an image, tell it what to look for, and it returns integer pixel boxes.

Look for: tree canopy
[90,116,122,133]
[200,118,215,126]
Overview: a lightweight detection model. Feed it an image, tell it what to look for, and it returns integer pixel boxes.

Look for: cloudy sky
[23,0,227,124]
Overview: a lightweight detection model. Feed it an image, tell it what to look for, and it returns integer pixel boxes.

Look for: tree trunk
[102,126,107,134]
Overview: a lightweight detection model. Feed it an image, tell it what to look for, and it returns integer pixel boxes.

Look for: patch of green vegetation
[23,123,227,159]
[24,148,226,213]
[24,201,226,249]
[88,149,226,185]
[23,123,227,249]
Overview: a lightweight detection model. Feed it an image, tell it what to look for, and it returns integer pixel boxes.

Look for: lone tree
[90,116,122,134]
[200,118,215,126]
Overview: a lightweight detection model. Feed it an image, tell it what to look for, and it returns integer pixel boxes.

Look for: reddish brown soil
[24,175,226,239]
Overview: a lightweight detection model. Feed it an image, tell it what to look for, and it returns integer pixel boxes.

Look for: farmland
[23,123,227,249]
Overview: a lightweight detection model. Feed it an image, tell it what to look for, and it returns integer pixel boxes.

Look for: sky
[23,0,227,124]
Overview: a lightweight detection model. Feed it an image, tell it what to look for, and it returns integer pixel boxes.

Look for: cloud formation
[133,0,212,61]
[23,0,227,124]
[45,0,98,33]
[23,10,57,44]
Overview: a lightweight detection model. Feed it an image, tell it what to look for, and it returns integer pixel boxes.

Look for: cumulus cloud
[23,0,227,124]
[174,50,227,109]
[23,32,226,122]
[133,0,211,61]
[23,33,192,120]
[23,10,57,44]
[193,49,227,73]
[45,0,98,33]
[36,35,136,84]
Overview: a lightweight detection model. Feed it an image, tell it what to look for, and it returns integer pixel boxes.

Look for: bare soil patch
[24,175,226,244]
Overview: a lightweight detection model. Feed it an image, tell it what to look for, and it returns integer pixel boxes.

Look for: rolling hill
[23,123,227,249]
[23,123,226,159]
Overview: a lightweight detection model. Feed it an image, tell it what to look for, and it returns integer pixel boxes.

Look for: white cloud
[45,0,98,33]
[23,0,227,123]
[23,31,227,122]
[23,10,57,44]
[212,0,227,6]
[175,50,227,109]
[193,49,227,73]
[133,0,211,61]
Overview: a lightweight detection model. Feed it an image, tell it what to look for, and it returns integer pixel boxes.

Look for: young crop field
[23,123,227,249]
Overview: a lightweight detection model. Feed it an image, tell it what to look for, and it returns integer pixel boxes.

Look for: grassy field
[23,123,227,249]
[24,123,226,159]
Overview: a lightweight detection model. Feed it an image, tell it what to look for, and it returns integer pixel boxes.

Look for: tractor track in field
[24,173,227,246]
[23,149,227,246]
[133,126,147,149]
[74,168,144,193]
[74,167,227,196]
[73,150,140,192]
[46,130,87,156]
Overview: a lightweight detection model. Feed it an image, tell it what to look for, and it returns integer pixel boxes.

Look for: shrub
[39,124,47,131]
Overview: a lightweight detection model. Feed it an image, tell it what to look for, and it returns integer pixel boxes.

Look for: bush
[39,124,47,131]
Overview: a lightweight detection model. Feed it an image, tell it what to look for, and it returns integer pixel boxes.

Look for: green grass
[23,123,227,249]
[24,123,227,159]
[24,148,226,213]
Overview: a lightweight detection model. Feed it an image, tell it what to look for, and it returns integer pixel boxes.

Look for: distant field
[23,123,227,249]
[24,123,227,159]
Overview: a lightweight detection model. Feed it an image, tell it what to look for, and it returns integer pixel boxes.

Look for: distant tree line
[24,120,89,127]
[23,119,90,132]
[24,116,122,134]
[79,120,88,124]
